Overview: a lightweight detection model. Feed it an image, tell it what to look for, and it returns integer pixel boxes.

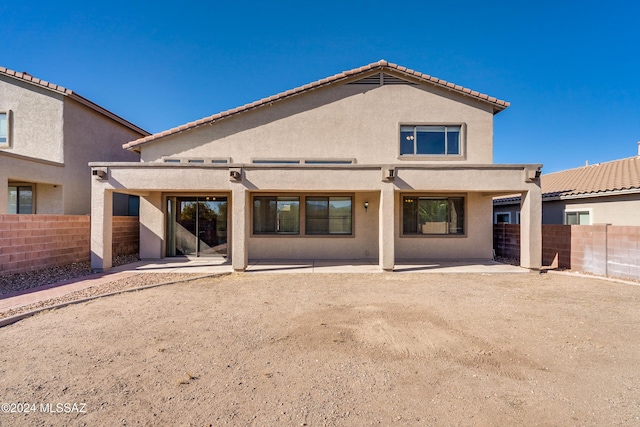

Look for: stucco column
[379,186,395,271]
[91,186,113,271]
[231,186,248,271]
[139,192,164,260]
[520,188,542,269]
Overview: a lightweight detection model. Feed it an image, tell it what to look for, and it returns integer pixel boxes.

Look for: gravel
[0,253,206,322]
[0,254,140,295]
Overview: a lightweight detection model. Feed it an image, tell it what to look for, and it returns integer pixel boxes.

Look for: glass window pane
[402,197,418,234]
[18,187,33,214]
[277,197,299,233]
[400,127,415,155]
[253,197,276,233]
[0,113,6,143]
[416,127,445,155]
[579,212,590,225]
[446,127,460,155]
[449,198,464,234]
[566,212,578,225]
[306,197,328,234]
[328,197,352,234]
[8,186,17,214]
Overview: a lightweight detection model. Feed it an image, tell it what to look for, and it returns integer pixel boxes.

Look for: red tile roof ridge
[123,60,510,150]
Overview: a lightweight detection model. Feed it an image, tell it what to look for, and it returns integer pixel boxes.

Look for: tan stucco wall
[0,77,143,214]
[139,82,495,165]
[0,154,65,213]
[90,163,541,270]
[61,98,141,214]
[0,76,64,162]
[395,192,494,259]
[544,195,640,226]
[248,192,379,260]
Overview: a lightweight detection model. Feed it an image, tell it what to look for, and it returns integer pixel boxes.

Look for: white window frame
[399,124,465,159]
[564,208,592,225]
[0,110,11,148]
[494,212,511,224]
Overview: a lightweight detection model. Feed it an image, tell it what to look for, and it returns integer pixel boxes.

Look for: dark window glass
[253,196,299,234]
[400,125,461,155]
[403,196,464,235]
[305,196,352,235]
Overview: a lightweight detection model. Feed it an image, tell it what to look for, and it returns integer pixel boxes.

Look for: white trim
[494,211,511,224]
[0,110,10,148]
[564,208,592,225]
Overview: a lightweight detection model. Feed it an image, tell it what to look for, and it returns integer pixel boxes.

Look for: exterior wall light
[364,201,369,211]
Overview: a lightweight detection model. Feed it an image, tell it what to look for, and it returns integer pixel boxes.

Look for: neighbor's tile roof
[0,66,149,136]
[495,156,640,203]
[541,156,640,198]
[123,59,510,151]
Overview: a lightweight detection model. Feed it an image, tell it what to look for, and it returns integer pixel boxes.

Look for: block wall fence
[0,215,139,275]
[494,223,640,281]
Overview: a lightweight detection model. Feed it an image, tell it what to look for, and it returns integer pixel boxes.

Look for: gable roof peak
[0,65,149,136]
[124,60,510,151]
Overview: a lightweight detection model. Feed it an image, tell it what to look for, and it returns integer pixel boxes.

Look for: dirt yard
[0,272,639,426]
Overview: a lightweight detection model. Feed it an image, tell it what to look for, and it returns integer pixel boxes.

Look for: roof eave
[0,66,150,137]
[123,60,510,151]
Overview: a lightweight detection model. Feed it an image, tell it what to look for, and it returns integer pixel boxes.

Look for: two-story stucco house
[90,60,542,272]
[0,66,149,215]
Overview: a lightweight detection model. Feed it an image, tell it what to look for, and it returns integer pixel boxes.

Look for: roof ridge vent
[348,72,417,86]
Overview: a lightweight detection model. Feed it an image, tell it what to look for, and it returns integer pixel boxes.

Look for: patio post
[520,188,542,269]
[379,187,395,271]
[231,186,248,271]
[90,184,113,271]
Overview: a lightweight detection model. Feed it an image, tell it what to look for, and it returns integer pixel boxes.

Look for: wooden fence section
[494,223,640,281]
[0,215,139,275]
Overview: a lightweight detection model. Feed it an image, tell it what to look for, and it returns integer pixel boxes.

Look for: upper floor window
[0,111,9,148]
[400,125,461,156]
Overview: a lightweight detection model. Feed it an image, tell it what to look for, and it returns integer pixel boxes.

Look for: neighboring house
[494,147,640,226]
[90,60,542,272]
[0,66,149,215]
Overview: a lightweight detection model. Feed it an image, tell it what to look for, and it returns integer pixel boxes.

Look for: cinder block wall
[0,215,90,275]
[112,216,139,256]
[494,224,640,281]
[606,226,640,280]
[0,215,140,275]
[493,223,520,260]
[542,225,572,268]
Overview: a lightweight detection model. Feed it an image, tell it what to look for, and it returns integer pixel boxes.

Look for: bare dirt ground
[0,272,639,426]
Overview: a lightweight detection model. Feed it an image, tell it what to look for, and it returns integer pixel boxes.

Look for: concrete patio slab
[393,260,529,274]
[246,259,380,273]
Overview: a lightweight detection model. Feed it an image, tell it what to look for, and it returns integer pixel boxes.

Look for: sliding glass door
[166,196,227,257]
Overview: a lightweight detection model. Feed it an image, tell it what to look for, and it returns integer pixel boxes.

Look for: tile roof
[123,59,510,151]
[541,156,640,198]
[0,66,149,136]
[495,155,640,203]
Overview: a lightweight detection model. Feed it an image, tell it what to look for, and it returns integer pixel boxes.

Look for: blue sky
[2,0,638,173]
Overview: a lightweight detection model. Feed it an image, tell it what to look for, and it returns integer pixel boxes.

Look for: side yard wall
[494,224,640,281]
[0,215,139,275]
[112,216,140,256]
[493,224,520,260]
